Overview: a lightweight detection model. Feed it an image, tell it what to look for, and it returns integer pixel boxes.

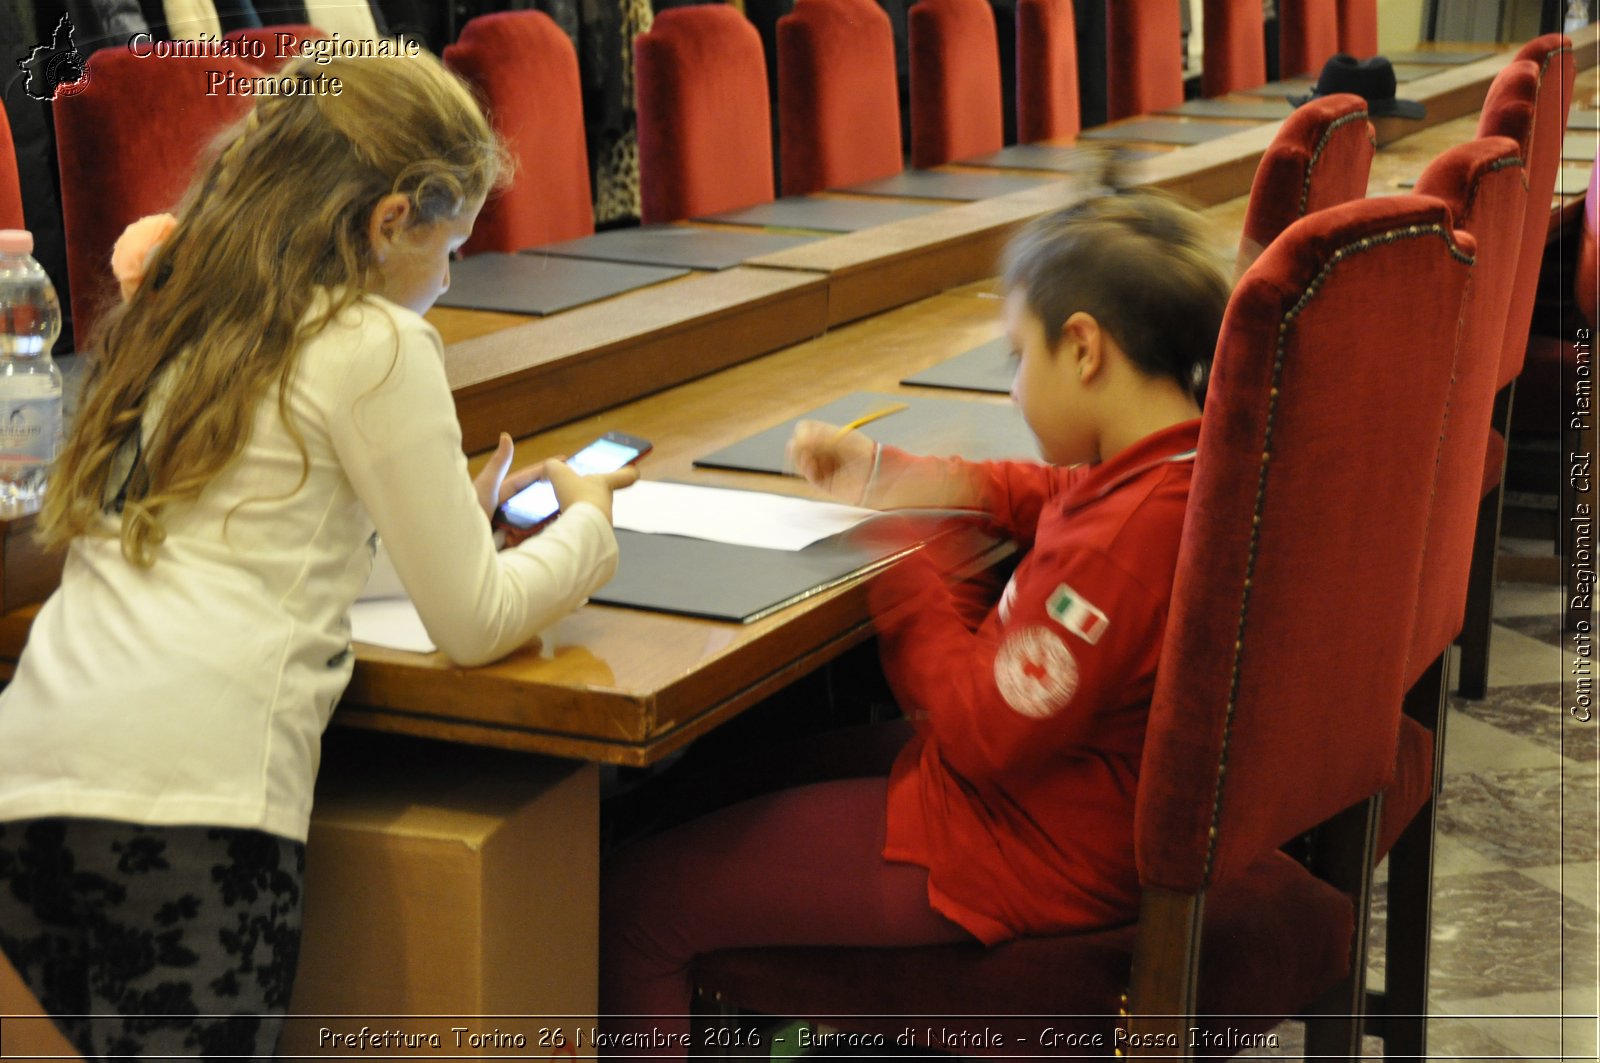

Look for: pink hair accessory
[110,213,178,301]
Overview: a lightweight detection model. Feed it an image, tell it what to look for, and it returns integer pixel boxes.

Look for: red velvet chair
[53,48,257,345]
[1372,136,1530,1062]
[0,105,23,231]
[222,23,328,72]
[1201,0,1267,97]
[1016,0,1080,143]
[1105,0,1184,122]
[1335,0,1378,57]
[1279,0,1340,79]
[690,196,1474,1059]
[444,11,594,253]
[907,0,1004,167]
[776,0,903,197]
[636,5,775,224]
[1458,36,1577,699]
[1235,93,1375,272]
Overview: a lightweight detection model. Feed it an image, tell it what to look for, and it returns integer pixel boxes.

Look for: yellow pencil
[833,402,909,441]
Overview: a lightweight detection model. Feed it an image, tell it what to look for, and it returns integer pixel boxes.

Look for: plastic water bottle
[0,230,63,515]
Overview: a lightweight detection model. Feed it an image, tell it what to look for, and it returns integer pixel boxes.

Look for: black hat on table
[1289,54,1427,120]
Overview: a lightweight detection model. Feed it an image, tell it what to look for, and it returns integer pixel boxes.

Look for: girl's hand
[545,459,639,524]
[787,420,878,505]
[474,432,546,520]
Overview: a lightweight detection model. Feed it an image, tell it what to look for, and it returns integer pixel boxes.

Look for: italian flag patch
[1046,583,1109,644]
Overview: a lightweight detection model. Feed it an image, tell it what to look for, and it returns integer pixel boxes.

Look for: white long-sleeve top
[0,293,618,842]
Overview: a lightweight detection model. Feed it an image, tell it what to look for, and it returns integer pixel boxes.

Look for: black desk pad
[1079,119,1242,145]
[1565,131,1598,161]
[535,225,817,271]
[1571,110,1600,132]
[433,253,686,315]
[956,143,1156,172]
[1163,98,1294,121]
[1388,64,1435,83]
[593,528,901,622]
[840,169,1056,201]
[1235,78,1315,98]
[694,390,1037,475]
[1382,50,1492,65]
[699,196,946,232]
[901,337,1014,394]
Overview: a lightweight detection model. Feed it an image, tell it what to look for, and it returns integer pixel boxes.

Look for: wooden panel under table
[346,287,1013,767]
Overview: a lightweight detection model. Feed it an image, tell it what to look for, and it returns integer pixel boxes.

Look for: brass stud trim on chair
[1201,221,1476,883]
[1301,108,1374,216]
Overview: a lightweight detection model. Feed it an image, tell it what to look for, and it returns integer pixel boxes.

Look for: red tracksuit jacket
[874,419,1201,944]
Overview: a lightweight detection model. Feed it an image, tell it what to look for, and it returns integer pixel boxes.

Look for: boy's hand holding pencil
[787,418,885,506]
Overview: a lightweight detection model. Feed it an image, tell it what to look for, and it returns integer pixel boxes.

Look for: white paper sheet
[611,481,876,551]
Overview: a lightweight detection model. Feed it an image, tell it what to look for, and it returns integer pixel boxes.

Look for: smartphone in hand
[496,431,651,531]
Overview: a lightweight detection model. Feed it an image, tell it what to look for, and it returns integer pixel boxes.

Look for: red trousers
[598,725,972,1058]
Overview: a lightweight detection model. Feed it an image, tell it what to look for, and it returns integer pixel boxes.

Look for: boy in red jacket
[601,191,1231,1054]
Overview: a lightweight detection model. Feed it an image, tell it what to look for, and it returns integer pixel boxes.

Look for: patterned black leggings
[0,818,304,1061]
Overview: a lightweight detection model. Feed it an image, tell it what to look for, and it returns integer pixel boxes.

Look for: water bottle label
[0,396,60,464]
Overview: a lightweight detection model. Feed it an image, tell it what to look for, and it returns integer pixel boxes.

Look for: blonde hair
[40,51,507,564]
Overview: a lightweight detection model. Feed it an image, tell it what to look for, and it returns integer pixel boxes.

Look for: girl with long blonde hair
[0,52,633,1058]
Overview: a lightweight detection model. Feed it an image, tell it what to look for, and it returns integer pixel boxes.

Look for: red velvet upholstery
[1105,0,1184,121]
[445,11,594,252]
[777,0,903,196]
[692,198,1469,1045]
[54,49,256,345]
[1479,39,1576,391]
[1406,139,1527,676]
[694,852,1351,1051]
[1375,138,1527,875]
[1236,94,1374,271]
[636,5,775,223]
[0,105,23,231]
[222,23,328,72]
[1016,0,1080,143]
[1140,196,1471,890]
[1201,0,1267,97]
[1335,0,1378,57]
[1278,0,1340,79]
[907,0,1004,167]
[1376,716,1434,857]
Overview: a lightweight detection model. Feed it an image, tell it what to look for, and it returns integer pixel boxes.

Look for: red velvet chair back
[1580,158,1599,329]
[907,0,1004,167]
[0,105,23,231]
[1016,0,1080,142]
[1279,0,1340,78]
[222,23,328,72]
[1478,42,1575,389]
[54,48,256,345]
[777,0,903,196]
[636,5,774,223]
[1335,0,1378,57]
[1237,94,1374,271]
[1138,196,1473,890]
[1105,0,1184,121]
[445,11,594,252]
[1201,0,1267,97]
[1408,139,1528,671]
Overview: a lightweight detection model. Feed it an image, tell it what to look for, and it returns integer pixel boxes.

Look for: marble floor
[1240,579,1600,1061]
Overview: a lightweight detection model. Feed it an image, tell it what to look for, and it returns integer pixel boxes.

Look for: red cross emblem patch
[994,626,1080,719]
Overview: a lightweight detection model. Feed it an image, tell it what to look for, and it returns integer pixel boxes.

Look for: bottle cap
[0,230,34,255]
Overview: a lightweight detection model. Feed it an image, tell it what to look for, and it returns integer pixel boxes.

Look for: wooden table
[4,26,1596,771]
